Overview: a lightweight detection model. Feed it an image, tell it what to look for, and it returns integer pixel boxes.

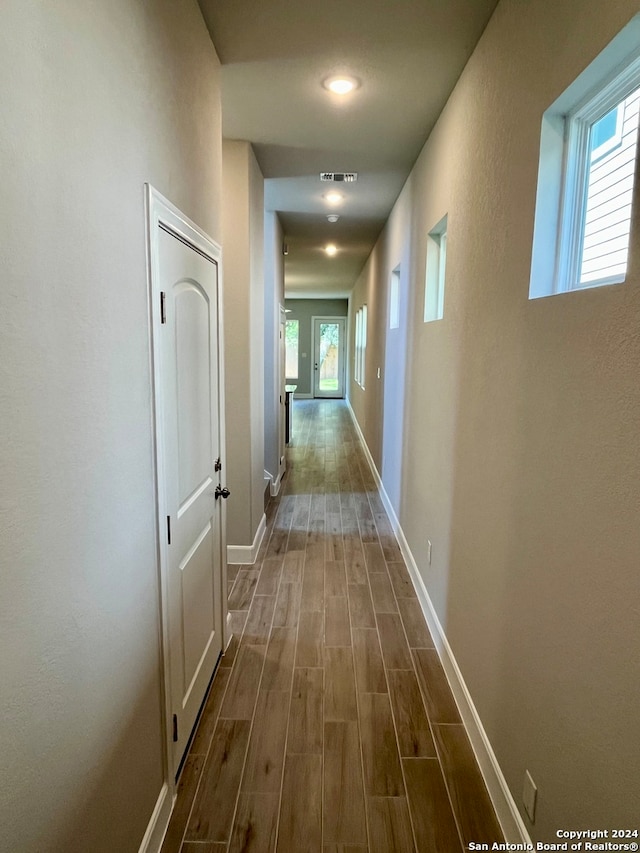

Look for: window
[590,104,623,159]
[389,267,400,329]
[285,319,299,379]
[530,22,640,299]
[577,89,639,286]
[354,305,367,388]
[424,215,447,322]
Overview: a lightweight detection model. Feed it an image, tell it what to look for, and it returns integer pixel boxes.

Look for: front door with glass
[312,317,346,398]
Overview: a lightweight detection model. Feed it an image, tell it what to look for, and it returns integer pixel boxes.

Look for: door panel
[180,521,215,700]
[175,283,214,504]
[158,226,223,771]
[313,317,346,398]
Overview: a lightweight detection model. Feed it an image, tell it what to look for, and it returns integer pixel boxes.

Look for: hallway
[161,400,503,853]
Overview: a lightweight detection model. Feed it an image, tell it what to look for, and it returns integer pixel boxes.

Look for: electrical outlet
[523,770,537,822]
[427,540,432,564]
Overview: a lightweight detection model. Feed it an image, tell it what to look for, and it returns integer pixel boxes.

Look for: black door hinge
[167,515,171,545]
[160,291,166,324]
[172,714,178,743]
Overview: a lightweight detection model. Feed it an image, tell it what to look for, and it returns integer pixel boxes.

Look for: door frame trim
[311,315,347,398]
[144,185,228,802]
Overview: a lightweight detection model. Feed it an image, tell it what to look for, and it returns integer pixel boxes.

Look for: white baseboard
[265,460,286,497]
[277,454,286,494]
[345,401,531,846]
[138,783,173,853]
[227,513,266,565]
[270,470,283,497]
[225,610,233,652]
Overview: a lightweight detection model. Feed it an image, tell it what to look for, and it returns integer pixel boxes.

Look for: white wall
[0,2,222,851]
[222,141,265,549]
[264,211,285,486]
[249,148,266,530]
[350,0,640,839]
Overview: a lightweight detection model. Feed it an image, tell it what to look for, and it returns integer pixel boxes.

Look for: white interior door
[313,316,346,398]
[148,188,227,777]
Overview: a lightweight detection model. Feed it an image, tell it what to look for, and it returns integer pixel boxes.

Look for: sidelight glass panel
[285,319,299,379]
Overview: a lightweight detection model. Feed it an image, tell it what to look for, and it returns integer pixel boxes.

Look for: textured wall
[222,141,265,547]
[249,148,266,531]
[0,1,222,850]
[349,0,640,838]
[264,212,285,483]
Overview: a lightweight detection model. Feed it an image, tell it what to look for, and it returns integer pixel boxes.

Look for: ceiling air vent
[320,172,358,182]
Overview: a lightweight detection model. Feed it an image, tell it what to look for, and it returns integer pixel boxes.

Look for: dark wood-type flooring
[161,400,504,853]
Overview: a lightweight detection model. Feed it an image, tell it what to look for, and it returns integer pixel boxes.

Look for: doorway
[382,262,408,513]
[146,186,228,780]
[312,316,346,398]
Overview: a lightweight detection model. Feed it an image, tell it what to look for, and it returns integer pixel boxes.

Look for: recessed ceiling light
[325,244,338,256]
[324,191,344,206]
[323,75,360,95]
[327,214,340,223]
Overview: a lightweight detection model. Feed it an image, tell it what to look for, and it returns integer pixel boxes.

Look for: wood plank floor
[161,400,504,853]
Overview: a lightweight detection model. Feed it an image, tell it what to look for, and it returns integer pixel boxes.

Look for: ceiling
[198,0,499,298]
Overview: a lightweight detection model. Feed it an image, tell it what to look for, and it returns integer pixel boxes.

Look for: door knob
[215,485,231,500]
